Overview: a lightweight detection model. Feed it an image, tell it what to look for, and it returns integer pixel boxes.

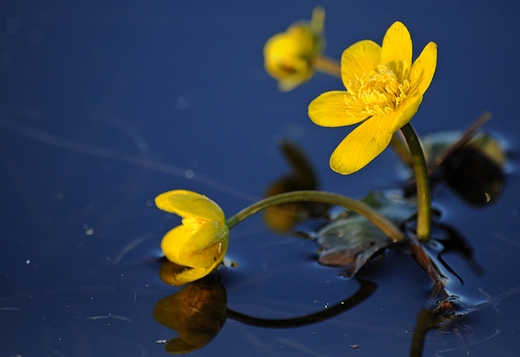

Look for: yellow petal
[341,40,381,88]
[381,21,412,80]
[278,75,310,92]
[407,42,437,98]
[158,257,222,285]
[389,96,423,133]
[330,116,394,174]
[179,221,229,268]
[161,225,192,265]
[159,260,192,286]
[308,91,366,127]
[173,255,223,284]
[174,266,213,284]
[263,32,302,77]
[155,190,225,222]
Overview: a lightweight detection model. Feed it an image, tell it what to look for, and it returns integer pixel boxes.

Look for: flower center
[346,63,410,117]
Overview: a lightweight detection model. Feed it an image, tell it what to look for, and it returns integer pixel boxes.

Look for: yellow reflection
[153,280,227,354]
[263,141,328,233]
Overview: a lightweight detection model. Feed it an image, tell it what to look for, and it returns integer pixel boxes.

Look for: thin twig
[429,111,493,174]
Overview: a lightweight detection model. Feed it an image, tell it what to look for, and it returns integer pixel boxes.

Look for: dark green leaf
[317,191,416,276]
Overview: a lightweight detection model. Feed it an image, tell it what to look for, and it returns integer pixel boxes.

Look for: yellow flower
[308,21,437,174]
[155,190,229,284]
[263,7,325,91]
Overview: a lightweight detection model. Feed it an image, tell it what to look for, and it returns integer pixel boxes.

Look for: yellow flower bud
[263,7,325,91]
[155,190,229,284]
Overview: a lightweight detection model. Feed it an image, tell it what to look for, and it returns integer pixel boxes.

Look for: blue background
[1,1,520,356]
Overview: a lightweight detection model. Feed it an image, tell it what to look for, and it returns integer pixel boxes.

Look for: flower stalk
[312,55,341,78]
[400,123,431,241]
[226,190,404,243]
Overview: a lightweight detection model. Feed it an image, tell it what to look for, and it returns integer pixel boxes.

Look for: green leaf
[317,191,416,276]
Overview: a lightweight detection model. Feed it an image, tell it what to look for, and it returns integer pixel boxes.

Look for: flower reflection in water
[154,274,377,354]
[153,278,227,354]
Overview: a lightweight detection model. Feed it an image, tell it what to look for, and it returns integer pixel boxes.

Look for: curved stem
[400,123,431,241]
[226,190,404,243]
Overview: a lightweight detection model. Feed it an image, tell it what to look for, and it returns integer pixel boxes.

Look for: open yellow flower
[155,190,229,284]
[308,21,437,174]
[263,7,325,91]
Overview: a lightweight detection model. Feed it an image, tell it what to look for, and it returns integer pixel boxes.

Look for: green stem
[226,190,404,243]
[400,123,431,241]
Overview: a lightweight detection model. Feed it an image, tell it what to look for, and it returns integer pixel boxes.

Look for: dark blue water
[1,1,520,356]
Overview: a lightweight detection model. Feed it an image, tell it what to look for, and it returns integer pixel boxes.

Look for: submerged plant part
[155,190,229,285]
[308,21,437,174]
[263,7,326,91]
